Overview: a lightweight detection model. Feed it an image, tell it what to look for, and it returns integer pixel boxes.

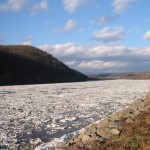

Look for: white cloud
[0,0,48,15]
[22,36,32,45]
[52,19,78,34]
[143,30,150,39]
[63,0,85,12]
[39,43,150,73]
[112,0,134,14]
[39,43,83,57]
[62,0,94,12]
[64,19,78,32]
[91,15,116,24]
[39,43,150,60]
[64,60,77,66]
[136,47,150,56]
[93,26,125,43]
[85,45,129,58]
[0,0,27,12]
[30,0,48,16]
[78,60,126,69]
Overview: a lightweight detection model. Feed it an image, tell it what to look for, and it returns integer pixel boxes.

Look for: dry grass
[65,97,150,150]
[97,110,150,150]
[126,73,150,80]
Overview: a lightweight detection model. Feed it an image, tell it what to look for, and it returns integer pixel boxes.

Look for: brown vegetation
[57,95,150,150]
[91,73,150,80]
[0,45,88,85]
[126,73,150,80]
[64,110,150,150]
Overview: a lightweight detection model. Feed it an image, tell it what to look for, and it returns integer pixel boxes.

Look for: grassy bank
[56,94,150,150]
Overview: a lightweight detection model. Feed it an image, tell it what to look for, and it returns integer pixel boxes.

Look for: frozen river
[0,80,150,149]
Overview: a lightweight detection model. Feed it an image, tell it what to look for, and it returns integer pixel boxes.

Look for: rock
[110,129,120,135]
[143,105,150,111]
[135,99,144,109]
[110,112,122,121]
[124,108,140,119]
[143,96,150,107]
[131,100,144,112]
[84,124,97,137]
[122,108,133,118]
[145,115,150,125]
[125,117,133,123]
[82,134,91,143]
[109,121,119,128]
[96,118,109,128]
[77,133,84,140]
[123,108,134,119]
[68,135,80,145]
[55,148,64,150]
[96,127,111,137]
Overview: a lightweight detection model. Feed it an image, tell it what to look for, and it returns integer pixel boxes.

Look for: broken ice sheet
[0,80,150,149]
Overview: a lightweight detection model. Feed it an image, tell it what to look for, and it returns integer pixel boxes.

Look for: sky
[0,0,150,74]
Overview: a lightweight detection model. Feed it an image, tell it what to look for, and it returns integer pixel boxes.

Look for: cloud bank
[0,0,27,12]
[62,0,94,12]
[93,26,125,43]
[112,0,135,14]
[30,0,48,16]
[91,15,116,24]
[52,19,78,34]
[143,30,150,39]
[39,43,150,74]
[0,0,48,16]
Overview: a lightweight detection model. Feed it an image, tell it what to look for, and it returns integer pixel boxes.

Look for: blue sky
[0,0,150,74]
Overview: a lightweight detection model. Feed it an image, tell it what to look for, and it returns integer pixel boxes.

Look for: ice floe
[0,80,150,149]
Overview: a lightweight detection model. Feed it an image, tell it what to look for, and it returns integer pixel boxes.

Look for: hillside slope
[0,45,88,85]
[91,73,150,80]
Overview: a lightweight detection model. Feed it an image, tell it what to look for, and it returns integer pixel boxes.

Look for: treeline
[0,45,88,86]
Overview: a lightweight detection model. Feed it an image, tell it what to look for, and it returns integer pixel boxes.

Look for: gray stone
[110,129,120,135]
[125,117,133,123]
[96,127,111,137]
[110,112,122,121]
[82,134,90,142]
[109,121,119,128]
[96,118,109,128]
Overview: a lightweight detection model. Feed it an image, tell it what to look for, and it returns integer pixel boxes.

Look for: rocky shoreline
[55,93,150,150]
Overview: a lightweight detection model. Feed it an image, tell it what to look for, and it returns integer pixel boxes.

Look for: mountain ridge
[0,45,89,86]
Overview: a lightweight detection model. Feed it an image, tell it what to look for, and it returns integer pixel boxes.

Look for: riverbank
[55,93,150,150]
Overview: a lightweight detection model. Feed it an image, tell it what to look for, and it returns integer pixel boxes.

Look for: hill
[91,72,150,80]
[0,45,88,86]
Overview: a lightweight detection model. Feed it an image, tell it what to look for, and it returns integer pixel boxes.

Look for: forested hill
[0,45,88,86]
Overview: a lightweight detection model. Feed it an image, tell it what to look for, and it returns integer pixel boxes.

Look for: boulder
[96,127,111,137]
[82,134,91,143]
[109,121,119,128]
[145,115,150,125]
[96,118,109,128]
[110,129,120,135]
[125,117,134,123]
